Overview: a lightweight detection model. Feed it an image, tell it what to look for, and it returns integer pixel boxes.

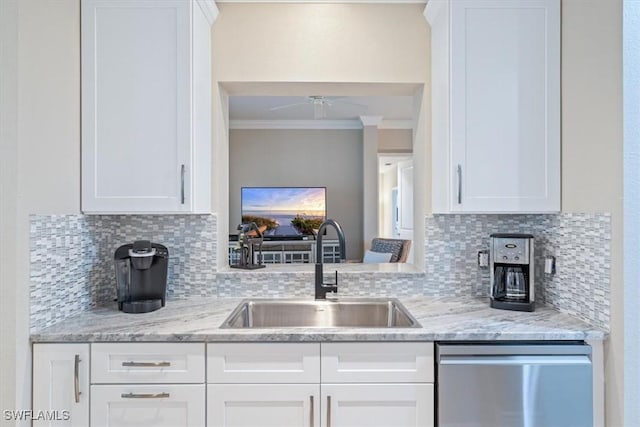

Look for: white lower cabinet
[206,342,435,427]
[90,384,205,427]
[207,384,320,427]
[207,342,320,384]
[321,342,434,383]
[33,342,433,426]
[90,343,206,427]
[320,342,434,427]
[91,343,205,384]
[33,344,90,427]
[322,384,434,427]
[206,383,433,427]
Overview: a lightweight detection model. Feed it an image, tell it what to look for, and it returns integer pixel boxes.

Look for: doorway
[378,154,414,263]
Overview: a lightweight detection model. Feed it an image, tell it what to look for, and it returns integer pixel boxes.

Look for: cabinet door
[208,384,320,427]
[449,0,560,213]
[321,384,434,427]
[81,0,192,213]
[91,384,205,427]
[33,344,90,427]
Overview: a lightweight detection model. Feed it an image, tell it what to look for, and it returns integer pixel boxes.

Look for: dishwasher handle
[439,354,592,366]
[437,344,591,359]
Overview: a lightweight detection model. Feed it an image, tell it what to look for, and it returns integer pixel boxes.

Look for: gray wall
[229,129,364,260]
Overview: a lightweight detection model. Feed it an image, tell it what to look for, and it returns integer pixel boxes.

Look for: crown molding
[359,115,384,127]
[424,0,445,24]
[197,0,219,24]
[229,120,363,130]
[229,119,413,130]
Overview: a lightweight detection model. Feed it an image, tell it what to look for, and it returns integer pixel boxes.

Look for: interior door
[397,159,414,262]
[392,187,399,237]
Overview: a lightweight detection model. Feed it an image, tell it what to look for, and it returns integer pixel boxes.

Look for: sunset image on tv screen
[241,187,326,236]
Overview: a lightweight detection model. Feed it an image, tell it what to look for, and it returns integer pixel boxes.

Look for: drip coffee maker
[490,233,535,312]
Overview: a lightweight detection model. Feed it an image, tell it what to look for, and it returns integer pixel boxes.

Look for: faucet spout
[315,219,346,300]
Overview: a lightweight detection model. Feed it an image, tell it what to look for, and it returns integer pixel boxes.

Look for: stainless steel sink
[220,298,421,328]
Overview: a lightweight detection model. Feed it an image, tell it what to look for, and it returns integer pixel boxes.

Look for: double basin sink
[221,298,421,329]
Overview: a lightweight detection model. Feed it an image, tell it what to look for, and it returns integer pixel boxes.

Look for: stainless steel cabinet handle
[121,392,170,399]
[309,395,314,427]
[326,395,331,427]
[180,164,185,204]
[122,361,171,367]
[457,164,462,204]
[74,355,81,403]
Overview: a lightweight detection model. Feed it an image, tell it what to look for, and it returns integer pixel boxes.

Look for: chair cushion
[362,250,393,263]
[370,238,406,262]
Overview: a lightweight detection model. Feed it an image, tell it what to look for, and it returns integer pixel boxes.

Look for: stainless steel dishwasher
[437,343,593,427]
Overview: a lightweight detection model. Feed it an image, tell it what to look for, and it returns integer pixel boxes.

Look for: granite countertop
[30,296,607,342]
[217,262,424,274]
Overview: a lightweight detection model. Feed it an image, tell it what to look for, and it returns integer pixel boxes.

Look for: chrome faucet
[315,219,346,300]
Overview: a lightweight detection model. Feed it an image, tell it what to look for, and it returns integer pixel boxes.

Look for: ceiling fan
[268,96,367,119]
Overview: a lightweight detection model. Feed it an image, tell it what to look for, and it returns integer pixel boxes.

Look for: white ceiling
[229,95,414,122]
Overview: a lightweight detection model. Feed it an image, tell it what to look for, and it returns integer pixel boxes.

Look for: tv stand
[228,239,341,265]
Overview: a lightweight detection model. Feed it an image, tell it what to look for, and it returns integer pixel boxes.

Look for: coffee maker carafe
[490,233,535,312]
[114,240,169,313]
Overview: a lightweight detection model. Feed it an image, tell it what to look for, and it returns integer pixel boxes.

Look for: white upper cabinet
[427,0,560,213]
[81,0,216,213]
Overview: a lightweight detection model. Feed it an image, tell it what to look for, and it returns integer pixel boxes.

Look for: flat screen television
[241,187,326,238]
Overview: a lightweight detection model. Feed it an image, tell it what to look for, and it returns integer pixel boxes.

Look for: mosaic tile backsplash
[31,212,610,331]
[85,215,218,303]
[31,215,95,330]
[30,214,217,331]
[424,213,611,329]
[215,270,427,299]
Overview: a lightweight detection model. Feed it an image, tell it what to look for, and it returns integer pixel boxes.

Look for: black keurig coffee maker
[114,240,168,313]
[489,233,535,312]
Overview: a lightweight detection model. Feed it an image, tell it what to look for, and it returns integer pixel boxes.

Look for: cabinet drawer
[92,343,205,384]
[207,343,320,383]
[321,342,434,383]
[91,384,205,427]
